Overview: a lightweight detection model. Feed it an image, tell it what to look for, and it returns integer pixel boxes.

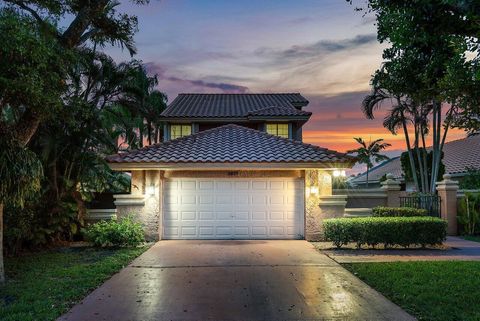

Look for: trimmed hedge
[323,217,447,248]
[372,206,428,217]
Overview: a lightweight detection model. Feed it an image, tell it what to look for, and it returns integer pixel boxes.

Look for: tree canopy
[352,0,480,193]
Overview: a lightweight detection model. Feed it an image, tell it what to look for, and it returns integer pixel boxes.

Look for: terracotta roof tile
[107,124,353,165]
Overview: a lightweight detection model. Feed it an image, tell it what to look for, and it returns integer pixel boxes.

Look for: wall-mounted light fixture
[309,186,319,195]
[146,184,156,196]
[333,170,346,177]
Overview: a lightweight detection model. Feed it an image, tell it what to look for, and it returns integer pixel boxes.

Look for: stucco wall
[304,169,342,241]
[115,170,161,241]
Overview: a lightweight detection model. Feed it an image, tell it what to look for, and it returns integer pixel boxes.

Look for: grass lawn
[0,246,148,321]
[463,235,480,243]
[344,261,480,321]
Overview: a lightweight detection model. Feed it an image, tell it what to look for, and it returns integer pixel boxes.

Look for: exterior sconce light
[146,184,155,196]
[310,186,319,195]
[333,170,346,177]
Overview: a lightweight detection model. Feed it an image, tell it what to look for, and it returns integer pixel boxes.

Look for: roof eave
[108,161,353,171]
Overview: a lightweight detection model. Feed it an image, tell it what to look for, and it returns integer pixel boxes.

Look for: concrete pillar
[436,174,459,235]
[381,173,401,207]
[305,170,346,241]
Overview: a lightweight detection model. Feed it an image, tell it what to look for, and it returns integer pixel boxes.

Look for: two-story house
[107,93,354,241]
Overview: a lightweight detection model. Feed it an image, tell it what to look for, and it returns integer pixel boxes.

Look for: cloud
[255,34,377,64]
[167,76,249,93]
[144,62,249,95]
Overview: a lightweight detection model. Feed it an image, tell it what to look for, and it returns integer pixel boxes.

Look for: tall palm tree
[347,137,391,187]
[363,87,436,193]
[118,61,167,147]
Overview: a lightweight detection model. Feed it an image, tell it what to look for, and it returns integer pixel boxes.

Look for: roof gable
[107,124,353,166]
[161,93,310,118]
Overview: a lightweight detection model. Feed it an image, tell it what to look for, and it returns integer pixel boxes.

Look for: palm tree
[118,61,167,147]
[347,137,391,187]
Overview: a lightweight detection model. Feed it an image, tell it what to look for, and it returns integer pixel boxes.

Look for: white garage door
[162,177,304,239]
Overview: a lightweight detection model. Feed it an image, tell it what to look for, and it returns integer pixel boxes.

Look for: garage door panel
[216,226,233,236]
[270,195,285,205]
[181,180,196,190]
[164,211,179,220]
[252,226,267,236]
[270,181,285,190]
[270,211,284,220]
[198,181,214,190]
[199,195,214,204]
[235,195,250,205]
[180,226,197,237]
[235,181,250,190]
[252,195,267,204]
[163,226,179,237]
[270,226,285,236]
[252,181,267,190]
[199,226,214,236]
[180,195,196,204]
[252,211,267,220]
[216,195,233,204]
[235,211,249,220]
[163,177,304,239]
[180,211,196,220]
[199,211,215,220]
[216,211,233,220]
[215,181,233,191]
[234,226,249,236]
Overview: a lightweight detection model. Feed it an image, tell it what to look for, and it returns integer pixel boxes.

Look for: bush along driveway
[0,246,148,321]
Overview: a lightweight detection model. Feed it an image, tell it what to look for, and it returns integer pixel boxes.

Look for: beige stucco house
[106,93,354,241]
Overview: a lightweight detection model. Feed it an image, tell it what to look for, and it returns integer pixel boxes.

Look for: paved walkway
[318,237,480,263]
[58,240,414,321]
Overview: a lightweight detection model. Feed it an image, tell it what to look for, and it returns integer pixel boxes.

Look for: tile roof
[350,134,480,184]
[106,124,353,165]
[161,93,310,118]
[247,106,311,117]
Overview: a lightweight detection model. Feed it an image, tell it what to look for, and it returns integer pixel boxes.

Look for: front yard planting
[323,216,447,248]
[0,246,148,321]
[344,261,480,321]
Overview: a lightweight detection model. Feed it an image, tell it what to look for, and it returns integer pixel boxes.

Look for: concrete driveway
[59,241,414,321]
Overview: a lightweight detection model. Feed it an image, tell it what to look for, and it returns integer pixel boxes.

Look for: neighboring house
[349,133,480,189]
[106,93,354,241]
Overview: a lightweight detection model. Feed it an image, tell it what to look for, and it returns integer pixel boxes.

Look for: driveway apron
[58,240,415,321]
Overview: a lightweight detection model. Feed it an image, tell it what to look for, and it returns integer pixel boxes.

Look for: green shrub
[323,217,447,248]
[372,206,428,217]
[83,216,145,247]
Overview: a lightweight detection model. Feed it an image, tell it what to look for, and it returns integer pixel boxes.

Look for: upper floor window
[266,123,289,138]
[170,124,192,139]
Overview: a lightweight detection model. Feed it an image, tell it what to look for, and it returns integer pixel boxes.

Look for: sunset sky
[109,0,467,156]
